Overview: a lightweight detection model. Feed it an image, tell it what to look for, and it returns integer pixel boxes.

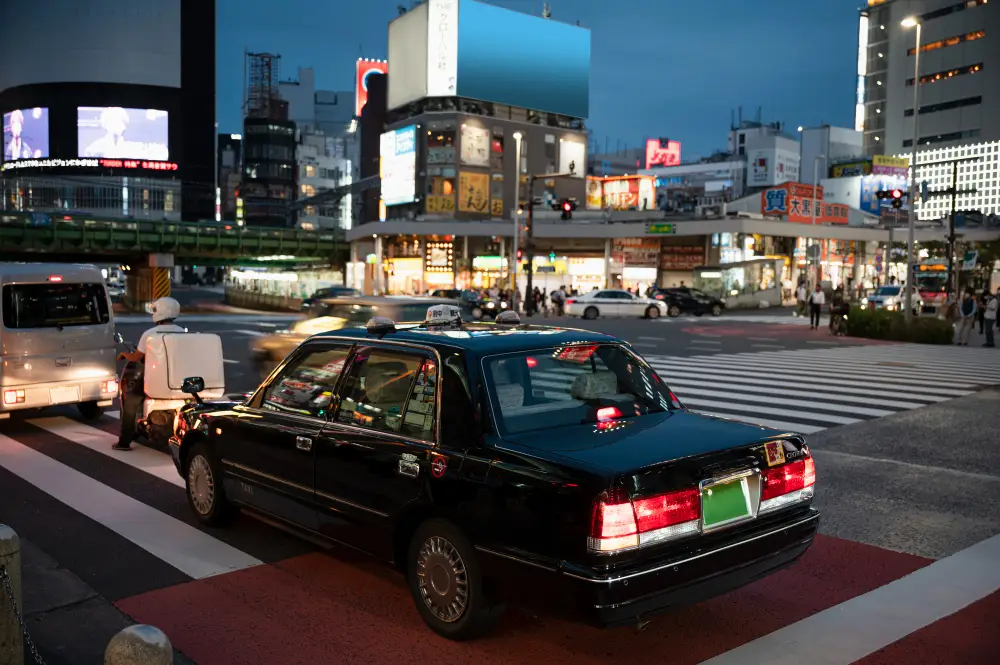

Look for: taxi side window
[335,347,437,442]
[260,346,351,418]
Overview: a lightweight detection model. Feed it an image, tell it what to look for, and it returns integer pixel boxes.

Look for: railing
[224,286,303,312]
[0,211,344,259]
[1,525,176,665]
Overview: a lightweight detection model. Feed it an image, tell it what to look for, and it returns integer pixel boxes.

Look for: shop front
[660,243,705,287]
[423,240,456,291]
[611,239,659,293]
[567,257,607,293]
[471,256,509,290]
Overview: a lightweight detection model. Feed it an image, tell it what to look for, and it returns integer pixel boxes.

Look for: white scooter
[115,330,226,447]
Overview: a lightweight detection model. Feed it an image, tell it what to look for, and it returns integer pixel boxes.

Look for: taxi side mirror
[181,376,205,394]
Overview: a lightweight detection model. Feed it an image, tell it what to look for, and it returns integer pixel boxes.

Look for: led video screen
[3,107,49,161]
[77,106,169,160]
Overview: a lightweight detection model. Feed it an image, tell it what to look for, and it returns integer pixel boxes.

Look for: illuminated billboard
[77,107,169,160]
[380,125,417,207]
[388,0,590,118]
[645,139,681,169]
[356,59,388,116]
[3,108,49,161]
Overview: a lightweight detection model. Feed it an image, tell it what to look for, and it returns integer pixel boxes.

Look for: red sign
[645,139,682,169]
[660,246,704,270]
[356,59,388,116]
[760,182,848,224]
[99,159,178,171]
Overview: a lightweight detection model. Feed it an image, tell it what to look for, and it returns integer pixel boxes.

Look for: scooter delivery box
[144,332,226,400]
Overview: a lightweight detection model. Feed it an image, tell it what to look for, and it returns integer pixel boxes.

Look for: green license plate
[701,477,751,528]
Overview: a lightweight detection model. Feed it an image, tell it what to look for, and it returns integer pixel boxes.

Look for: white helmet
[146,297,180,323]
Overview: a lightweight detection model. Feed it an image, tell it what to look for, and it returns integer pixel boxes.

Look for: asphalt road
[3,311,999,663]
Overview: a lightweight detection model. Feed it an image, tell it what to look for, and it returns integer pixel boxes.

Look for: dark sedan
[651,287,726,317]
[301,286,363,311]
[169,311,818,640]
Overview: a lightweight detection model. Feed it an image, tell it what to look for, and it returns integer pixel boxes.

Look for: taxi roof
[313,322,619,356]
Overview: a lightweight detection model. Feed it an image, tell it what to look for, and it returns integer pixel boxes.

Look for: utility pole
[914,156,979,298]
[524,168,577,316]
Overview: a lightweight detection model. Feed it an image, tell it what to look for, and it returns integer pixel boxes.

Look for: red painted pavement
[116,534,930,665]
[853,589,1000,665]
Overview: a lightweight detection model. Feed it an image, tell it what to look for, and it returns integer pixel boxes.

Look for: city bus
[912,259,948,313]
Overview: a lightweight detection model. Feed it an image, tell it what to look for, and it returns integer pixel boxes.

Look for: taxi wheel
[668,305,681,317]
[711,304,723,316]
[583,306,599,320]
[645,306,660,319]
[77,401,103,420]
[185,442,236,527]
[408,519,503,640]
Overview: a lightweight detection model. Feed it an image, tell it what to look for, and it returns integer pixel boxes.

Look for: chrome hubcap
[188,455,215,516]
[416,536,468,623]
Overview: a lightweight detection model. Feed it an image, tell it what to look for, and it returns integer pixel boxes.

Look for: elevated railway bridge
[0,211,345,304]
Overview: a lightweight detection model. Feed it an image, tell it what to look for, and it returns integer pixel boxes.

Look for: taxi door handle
[296,436,313,451]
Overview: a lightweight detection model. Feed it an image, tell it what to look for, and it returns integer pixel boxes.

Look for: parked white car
[564,289,668,319]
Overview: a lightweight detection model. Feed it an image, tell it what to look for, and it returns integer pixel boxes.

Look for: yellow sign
[490,198,503,217]
[458,172,489,213]
[426,195,455,214]
[873,155,910,169]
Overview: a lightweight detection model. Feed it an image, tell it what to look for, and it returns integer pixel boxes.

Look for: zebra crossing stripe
[0,430,261,578]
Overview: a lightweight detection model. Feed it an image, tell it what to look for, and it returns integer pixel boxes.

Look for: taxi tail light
[589,487,701,553]
[103,379,118,394]
[760,456,816,514]
[565,299,576,304]
[596,406,621,421]
[3,389,26,405]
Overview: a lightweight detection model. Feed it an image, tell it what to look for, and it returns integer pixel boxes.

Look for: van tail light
[3,389,26,405]
[589,487,701,554]
[103,379,119,394]
[760,456,816,514]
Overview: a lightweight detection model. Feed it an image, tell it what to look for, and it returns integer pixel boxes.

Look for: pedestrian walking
[796,283,807,318]
[984,290,997,348]
[977,287,990,335]
[955,290,978,346]
[808,285,825,330]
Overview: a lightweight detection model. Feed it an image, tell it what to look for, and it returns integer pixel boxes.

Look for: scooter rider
[114,297,185,451]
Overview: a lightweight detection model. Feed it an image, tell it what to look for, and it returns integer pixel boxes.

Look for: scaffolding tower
[244,51,282,119]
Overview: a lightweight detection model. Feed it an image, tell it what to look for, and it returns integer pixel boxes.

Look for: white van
[0,263,118,419]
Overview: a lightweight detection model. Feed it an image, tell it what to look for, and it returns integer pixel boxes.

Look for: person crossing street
[808,284,825,330]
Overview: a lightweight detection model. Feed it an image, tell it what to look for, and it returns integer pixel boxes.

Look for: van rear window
[1,283,110,329]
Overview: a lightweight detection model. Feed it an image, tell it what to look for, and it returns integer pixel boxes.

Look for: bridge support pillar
[123,254,174,312]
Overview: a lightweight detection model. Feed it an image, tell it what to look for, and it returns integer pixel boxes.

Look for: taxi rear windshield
[483,344,677,435]
[1,283,110,329]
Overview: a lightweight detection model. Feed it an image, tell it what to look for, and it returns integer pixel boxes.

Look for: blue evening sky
[218,0,859,159]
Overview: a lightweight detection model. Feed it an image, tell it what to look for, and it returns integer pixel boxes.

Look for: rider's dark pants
[118,365,145,446]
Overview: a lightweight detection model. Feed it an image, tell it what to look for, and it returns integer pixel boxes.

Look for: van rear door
[1,281,114,385]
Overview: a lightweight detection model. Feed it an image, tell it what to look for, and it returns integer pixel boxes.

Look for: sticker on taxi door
[763,440,786,467]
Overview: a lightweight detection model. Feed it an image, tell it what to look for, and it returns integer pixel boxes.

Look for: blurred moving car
[650,287,725,317]
[861,285,922,315]
[251,296,468,376]
[300,286,363,312]
[564,289,667,320]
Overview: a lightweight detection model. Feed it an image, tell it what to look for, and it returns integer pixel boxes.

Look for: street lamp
[902,16,922,322]
[511,132,523,295]
[811,154,827,287]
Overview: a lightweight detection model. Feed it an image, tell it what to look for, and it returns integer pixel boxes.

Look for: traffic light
[891,189,904,209]
[560,199,572,220]
[549,249,556,261]
[516,249,523,261]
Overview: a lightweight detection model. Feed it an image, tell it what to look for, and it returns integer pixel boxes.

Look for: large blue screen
[456,0,590,119]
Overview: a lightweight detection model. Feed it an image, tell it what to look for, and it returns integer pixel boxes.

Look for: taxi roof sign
[425,304,462,326]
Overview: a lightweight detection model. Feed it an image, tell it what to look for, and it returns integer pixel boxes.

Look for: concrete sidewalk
[16,539,196,665]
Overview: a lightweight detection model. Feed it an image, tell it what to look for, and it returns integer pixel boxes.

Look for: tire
[77,401,103,420]
[583,306,599,320]
[645,306,660,319]
[668,305,681,317]
[711,304,723,317]
[185,442,236,526]
[407,519,503,640]
[471,306,484,320]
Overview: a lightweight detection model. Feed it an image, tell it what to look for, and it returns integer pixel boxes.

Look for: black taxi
[169,307,819,640]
